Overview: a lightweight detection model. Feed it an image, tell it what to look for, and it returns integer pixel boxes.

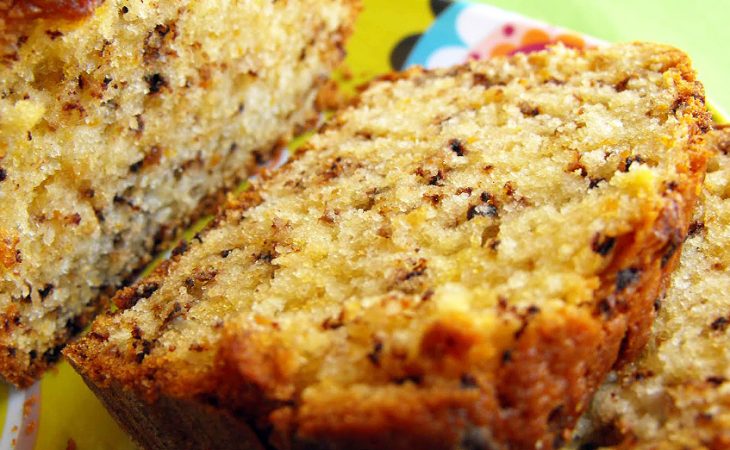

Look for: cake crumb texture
[67,43,710,450]
[0,0,359,386]
[0,0,102,24]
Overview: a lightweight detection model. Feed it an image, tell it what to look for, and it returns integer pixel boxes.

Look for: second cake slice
[0,0,359,386]
[66,43,711,450]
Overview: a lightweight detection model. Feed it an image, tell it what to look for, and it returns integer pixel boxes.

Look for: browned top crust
[0,0,101,23]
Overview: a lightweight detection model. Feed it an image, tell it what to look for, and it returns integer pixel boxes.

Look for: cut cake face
[67,43,711,450]
[0,0,359,386]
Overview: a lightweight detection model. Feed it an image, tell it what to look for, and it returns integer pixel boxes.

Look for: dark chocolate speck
[449,138,465,156]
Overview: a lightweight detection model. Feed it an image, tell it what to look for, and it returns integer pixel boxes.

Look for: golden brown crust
[65,42,710,450]
[0,0,101,23]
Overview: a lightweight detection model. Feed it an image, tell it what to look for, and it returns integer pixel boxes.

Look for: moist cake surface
[0,0,102,23]
[0,0,358,386]
[571,126,730,450]
[66,43,711,450]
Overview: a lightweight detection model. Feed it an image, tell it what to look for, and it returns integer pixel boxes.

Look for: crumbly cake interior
[0,0,356,385]
[70,43,708,448]
[0,0,102,24]
[572,127,730,450]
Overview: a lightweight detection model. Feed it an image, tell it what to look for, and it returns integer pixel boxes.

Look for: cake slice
[66,43,711,450]
[0,0,359,387]
[571,126,730,450]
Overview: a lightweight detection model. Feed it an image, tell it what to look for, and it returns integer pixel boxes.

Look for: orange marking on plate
[22,395,36,417]
[521,29,550,46]
[490,43,516,57]
[556,34,586,49]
